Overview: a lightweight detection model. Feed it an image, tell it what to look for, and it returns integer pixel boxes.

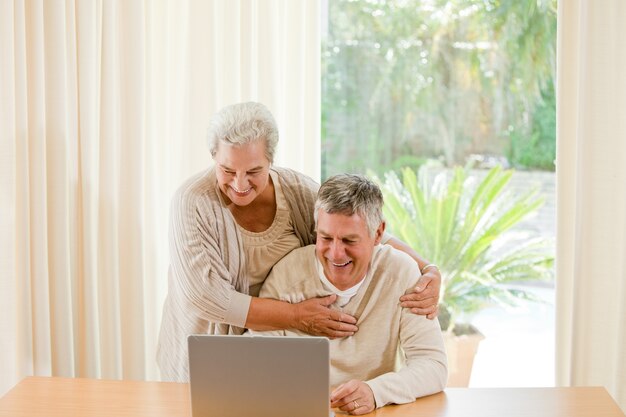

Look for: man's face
[315,209,384,290]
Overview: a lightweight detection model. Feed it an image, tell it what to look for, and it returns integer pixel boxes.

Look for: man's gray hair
[207,102,279,162]
[315,174,384,237]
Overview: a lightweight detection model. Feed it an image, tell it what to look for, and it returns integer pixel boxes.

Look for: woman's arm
[247,244,358,338]
[246,295,358,338]
[385,237,440,319]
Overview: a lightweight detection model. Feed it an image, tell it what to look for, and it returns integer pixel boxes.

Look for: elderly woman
[157,102,441,382]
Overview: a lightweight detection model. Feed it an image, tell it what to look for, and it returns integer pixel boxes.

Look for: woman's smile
[230,185,253,195]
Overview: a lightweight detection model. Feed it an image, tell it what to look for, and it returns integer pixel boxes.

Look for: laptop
[188,334,331,417]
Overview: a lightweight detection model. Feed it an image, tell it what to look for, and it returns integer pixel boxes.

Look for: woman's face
[213,140,271,207]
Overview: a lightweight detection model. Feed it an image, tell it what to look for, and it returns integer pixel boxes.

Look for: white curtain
[0,0,320,396]
[556,0,626,412]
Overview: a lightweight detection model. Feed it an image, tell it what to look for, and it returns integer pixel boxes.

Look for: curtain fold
[0,0,19,397]
[0,0,320,396]
[556,0,626,412]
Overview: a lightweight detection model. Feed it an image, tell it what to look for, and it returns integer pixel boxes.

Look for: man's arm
[364,309,448,407]
[330,303,447,414]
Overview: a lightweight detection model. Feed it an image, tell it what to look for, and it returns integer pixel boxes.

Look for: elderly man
[251,174,447,415]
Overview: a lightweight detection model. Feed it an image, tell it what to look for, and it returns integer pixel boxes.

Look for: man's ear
[374,221,386,245]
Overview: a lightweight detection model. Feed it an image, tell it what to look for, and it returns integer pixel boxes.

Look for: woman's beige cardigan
[156,166,318,382]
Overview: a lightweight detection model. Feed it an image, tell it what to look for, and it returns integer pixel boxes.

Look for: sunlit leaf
[374,165,554,332]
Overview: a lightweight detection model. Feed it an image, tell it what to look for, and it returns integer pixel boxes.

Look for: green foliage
[322,0,557,179]
[374,165,554,333]
[507,84,556,170]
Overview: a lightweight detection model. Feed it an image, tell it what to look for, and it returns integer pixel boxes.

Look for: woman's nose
[234,173,249,189]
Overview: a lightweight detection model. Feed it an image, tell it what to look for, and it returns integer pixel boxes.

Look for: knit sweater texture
[157,166,318,382]
[252,244,448,408]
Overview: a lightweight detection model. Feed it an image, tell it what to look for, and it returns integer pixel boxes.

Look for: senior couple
[157,102,447,415]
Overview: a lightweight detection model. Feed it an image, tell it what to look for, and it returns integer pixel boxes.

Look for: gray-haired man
[251,174,447,415]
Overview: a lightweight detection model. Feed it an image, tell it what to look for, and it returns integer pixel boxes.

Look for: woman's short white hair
[207,102,279,162]
[314,174,384,237]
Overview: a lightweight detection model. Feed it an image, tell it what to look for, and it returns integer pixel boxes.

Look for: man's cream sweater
[253,244,448,408]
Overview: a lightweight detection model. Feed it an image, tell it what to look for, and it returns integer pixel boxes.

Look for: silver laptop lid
[188,334,330,417]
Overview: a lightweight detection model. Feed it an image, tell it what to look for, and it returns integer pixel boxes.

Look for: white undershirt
[316,259,365,307]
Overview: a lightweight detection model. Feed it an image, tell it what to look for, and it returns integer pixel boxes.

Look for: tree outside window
[321,0,557,387]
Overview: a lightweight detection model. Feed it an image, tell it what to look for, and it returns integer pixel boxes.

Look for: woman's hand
[330,380,375,415]
[293,295,358,338]
[399,266,441,319]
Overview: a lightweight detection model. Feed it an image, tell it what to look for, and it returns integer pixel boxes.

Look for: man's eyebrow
[317,229,359,239]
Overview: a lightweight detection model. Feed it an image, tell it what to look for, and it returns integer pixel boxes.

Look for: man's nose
[329,240,346,259]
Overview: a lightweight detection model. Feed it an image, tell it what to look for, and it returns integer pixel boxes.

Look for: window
[322,0,557,387]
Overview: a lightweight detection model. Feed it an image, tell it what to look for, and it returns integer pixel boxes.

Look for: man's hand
[330,380,375,415]
[293,295,358,338]
[399,266,441,319]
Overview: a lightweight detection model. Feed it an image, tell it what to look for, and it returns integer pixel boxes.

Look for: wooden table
[0,377,624,417]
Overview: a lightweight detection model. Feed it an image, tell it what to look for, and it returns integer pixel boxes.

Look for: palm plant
[375,165,554,334]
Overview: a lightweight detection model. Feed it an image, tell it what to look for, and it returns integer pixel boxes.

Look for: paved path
[469,285,555,387]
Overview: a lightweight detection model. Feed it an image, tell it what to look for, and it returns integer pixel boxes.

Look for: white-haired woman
[157,102,441,382]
